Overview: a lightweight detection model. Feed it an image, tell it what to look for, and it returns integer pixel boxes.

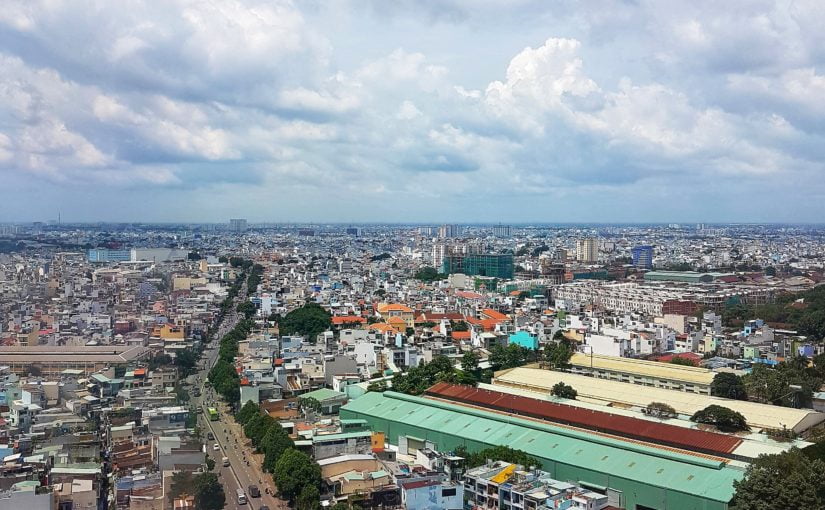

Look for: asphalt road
[192,286,288,509]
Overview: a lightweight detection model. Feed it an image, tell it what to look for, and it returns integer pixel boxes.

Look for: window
[442,487,457,498]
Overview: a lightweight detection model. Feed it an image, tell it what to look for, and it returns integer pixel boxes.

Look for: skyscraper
[576,238,598,263]
[438,224,460,238]
[229,218,248,232]
[631,245,654,269]
[491,224,511,237]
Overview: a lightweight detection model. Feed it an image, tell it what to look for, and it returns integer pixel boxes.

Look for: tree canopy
[550,382,577,399]
[711,372,748,400]
[731,448,825,510]
[645,402,677,419]
[274,448,322,503]
[193,473,225,510]
[392,356,469,395]
[414,266,447,282]
[690,405,750,432]
[455,445,540,469]
[277,303,332,342]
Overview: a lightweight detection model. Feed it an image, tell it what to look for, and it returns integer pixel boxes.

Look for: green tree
[236,401,260,425]
[367,379,389,392]
[543,341,573,371]
[277,303,332,342]
[451,320,469,332]
[454,445,539,469]
[297,484,322,510]
[645,402,677,419]
[168,471,195,502]
[711,372,748,400]
[731,448,825,510]
[236,301,257,320]
[261,425,295,472]
[274,449,322,503]
[691,405,750,432]
[414,266,446,283]
[551,382,577,399]
[194,473,225,510]
[670,356,699,367]
[174,348,198,375]
[461,351,480,374]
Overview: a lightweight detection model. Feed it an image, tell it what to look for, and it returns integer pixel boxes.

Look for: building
[88,248,131,263]
[229,218,248,232]
[576,238,598,263]
[491,225,511,237]
[0,345,150,376]
[130,248,188,262]
[567,352,715,394]
[464,461,610,510]
[402,479,463,510]
[341,391,742,510]
[442,254,514,279]
[438,224,461,238]
[631,245,654,270]
[346,227,361,236]
[493,367,825,433]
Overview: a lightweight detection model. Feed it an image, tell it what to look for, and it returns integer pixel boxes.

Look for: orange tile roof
[332,316,367,325]
[481,309,509,321]
[377,303,413,313]
[451,331,471,340]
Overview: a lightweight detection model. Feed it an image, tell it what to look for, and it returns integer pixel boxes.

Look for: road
[191,285,288,509]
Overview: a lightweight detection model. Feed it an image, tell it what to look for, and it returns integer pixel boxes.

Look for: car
[212,443,220,451]
[247,485,260,498]
[207,432,214,440]
[259,506,270,510]
[222,456,230,467]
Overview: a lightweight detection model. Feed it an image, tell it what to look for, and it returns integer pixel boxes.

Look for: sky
[1,0,825,224]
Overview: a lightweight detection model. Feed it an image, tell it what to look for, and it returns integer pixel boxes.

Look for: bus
[207,407,219,421]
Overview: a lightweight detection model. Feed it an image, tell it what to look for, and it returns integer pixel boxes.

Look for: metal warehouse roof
[425,382,742,455]
[568,353,716,385]
[341,391,743,503]
[494,367,825,433]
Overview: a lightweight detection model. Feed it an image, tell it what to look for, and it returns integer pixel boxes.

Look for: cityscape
[3,1,825,510]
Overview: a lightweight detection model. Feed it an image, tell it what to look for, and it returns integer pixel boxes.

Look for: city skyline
[2,1,825,222]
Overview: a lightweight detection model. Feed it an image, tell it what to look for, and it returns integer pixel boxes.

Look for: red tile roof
[425,382,742,456]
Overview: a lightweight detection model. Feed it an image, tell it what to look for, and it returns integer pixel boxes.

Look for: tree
[711,372,748,400]
[277,303,332,342]
[168,471,195,502]
[731,448,825,510]
[205,455,216,471]
[461,351,480,374]
[297,484,322,510]
[645,402,677,419]
[261,425,295,472]
[543,342,572,371]
[236,401,260,425]
[670,356,699,367]
[366,379,389,392]
[691,405,750,432]
[299,397,322,415]
[455,445,539,469]
[451,320,469,332]
[551,382,577,399]
[194,473,225,510]
[414,266,446,283]
[174,348,198,375]
[274,449,322,503]
[236,301,257,320]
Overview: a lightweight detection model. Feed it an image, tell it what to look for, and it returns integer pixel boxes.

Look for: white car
[212,443,220,451]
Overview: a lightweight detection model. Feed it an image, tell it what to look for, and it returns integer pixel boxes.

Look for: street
[191,289,288,509]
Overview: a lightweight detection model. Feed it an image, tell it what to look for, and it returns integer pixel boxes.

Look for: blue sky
[1,0,824,223]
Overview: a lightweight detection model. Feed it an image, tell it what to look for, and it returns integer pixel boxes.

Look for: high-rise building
[418,226,437,236]
[442,253,514,279]
[345,227,361,236]
[432,243,448,269]
[491,224,511,237]
[576,238,598,263]
[229,218,247,232]
[631,245,654,269]
[438,224,460,238]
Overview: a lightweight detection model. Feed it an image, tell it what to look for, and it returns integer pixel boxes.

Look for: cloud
[1,0,824,221]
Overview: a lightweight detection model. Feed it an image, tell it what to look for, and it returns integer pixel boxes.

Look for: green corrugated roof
[341,391,743,503]
[302,388,347,402]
